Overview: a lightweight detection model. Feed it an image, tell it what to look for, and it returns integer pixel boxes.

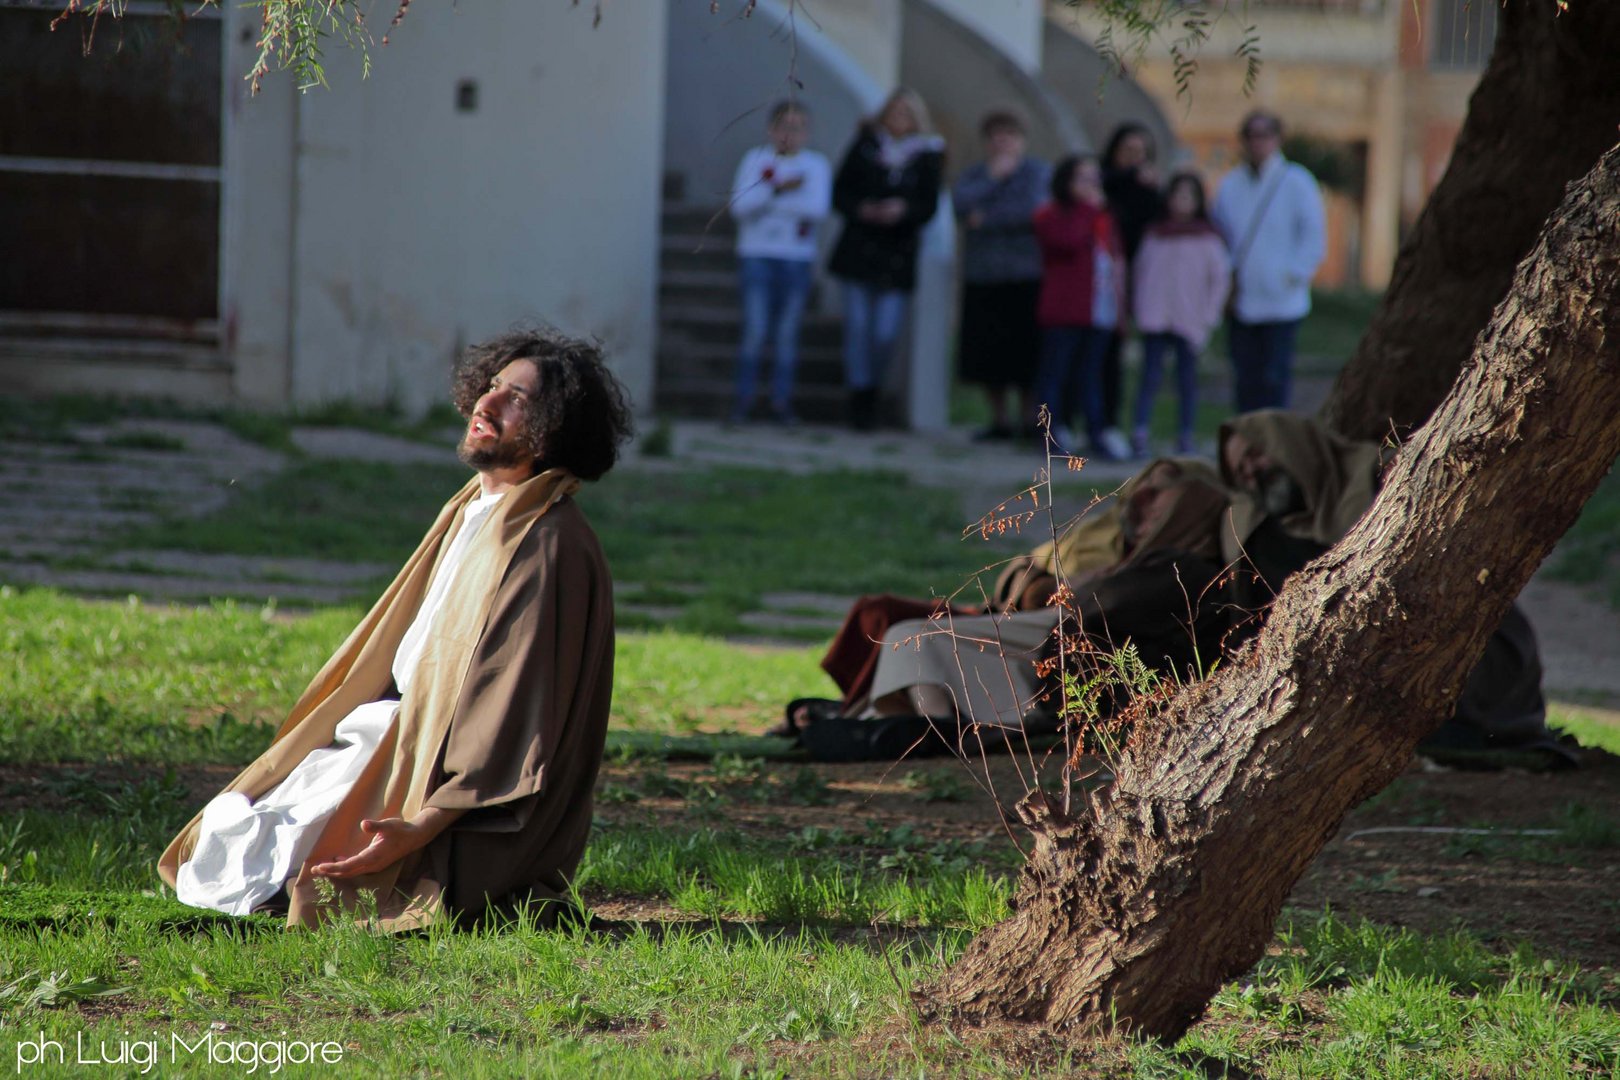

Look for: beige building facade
[2,1,667,415]
[1051,0,1490,290]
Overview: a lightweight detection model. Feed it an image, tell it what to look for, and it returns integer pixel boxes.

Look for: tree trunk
[1321,0,1620,440]
[922,146,1620,1041]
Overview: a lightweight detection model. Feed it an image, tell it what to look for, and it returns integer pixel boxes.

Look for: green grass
[1549,700,1620,754]
[3,591,1618,1075]
[7,396,1620,1073]
[589,467,987,636]
[1550,465,1620,611]
[1136,913,1620,1079]
[119,460,470,565]
[0,393,463,456]
[0,588,351,764]
[0,910,973,1078]
[0,867,1612,1078]
[1294,287,1383,365]
[0,589,833,765]
[116,460,985,636]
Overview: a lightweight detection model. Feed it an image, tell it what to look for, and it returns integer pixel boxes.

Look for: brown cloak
[158,468,615,930]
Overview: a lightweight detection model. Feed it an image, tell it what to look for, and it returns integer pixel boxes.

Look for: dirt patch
[594,741,1620,972]
[18,732,1617,974]
[1289,745,1620,967]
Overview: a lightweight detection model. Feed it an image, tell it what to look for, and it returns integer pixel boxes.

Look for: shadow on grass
[604,730,807,762]
[0,885,280,938]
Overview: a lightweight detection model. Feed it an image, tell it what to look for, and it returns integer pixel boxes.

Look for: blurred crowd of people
[724,91,1327,451]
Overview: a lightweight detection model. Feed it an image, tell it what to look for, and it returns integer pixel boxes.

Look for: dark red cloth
[1032,202,1123,327]
[820,594,979,709]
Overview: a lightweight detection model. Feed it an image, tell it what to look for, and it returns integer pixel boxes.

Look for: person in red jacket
[1032,155,1126,458]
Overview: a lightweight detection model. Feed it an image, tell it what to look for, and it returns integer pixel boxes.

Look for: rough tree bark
[922,146,1620,1040]
[1322,0,1620,440]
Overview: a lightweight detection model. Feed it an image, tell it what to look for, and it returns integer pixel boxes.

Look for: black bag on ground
[797,714,985,763]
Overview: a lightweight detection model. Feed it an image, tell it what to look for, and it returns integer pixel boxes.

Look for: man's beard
[457,432,531,473]
[1257,467,1307,518]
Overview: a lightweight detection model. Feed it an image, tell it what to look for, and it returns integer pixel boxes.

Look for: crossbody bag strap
[1231,164,1289,277]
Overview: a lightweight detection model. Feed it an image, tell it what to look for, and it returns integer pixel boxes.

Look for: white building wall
[926,0,1044,73]
[664,0,881,208]
[795,0,904,88]
[220,7,297,408]
[254,1,665,415]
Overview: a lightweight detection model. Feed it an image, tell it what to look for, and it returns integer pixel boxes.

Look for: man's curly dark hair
[450,325,635,482]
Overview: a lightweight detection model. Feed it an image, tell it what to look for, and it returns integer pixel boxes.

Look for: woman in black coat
[828,87,945,430]
[1100,122,1166,456]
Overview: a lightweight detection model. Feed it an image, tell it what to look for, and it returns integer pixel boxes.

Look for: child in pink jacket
[1131,172,1230,455]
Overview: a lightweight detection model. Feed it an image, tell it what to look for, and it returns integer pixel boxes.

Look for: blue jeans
[841,281,908,391]
[1033,326,1109,445]
[734,256,814,417]
[1135,332,1199,439]
[1228,317,1301,413]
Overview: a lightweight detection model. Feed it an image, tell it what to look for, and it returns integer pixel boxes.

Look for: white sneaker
[1098,427,1132,461]
[1042,425,1078,456]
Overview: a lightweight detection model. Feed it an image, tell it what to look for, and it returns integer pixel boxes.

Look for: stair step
[662,305,842,348]
[661,233,736,255]
[659,242,738,273]
[659,267,738,291]
[657,348,846,384]
[656,202,848,423]
[658,269,829,311]
[654,375,852,422]
[662,205,737,236]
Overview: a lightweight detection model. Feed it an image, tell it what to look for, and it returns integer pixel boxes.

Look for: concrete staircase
[654,203,850,423]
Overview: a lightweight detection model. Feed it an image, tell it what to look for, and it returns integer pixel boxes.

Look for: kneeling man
[160,327,633,929]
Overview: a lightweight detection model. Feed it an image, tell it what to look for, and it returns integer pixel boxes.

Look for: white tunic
[176,491,505,914]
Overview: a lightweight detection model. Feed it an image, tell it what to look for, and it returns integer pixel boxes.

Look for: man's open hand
[309,817,426,878]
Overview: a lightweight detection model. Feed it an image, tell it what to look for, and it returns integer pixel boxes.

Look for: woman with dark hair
[828,88,946,430]
[1099,122,1167,458]
[952,110,1049,441]
[1031,155,1125,457]
[1130,172,1229,455]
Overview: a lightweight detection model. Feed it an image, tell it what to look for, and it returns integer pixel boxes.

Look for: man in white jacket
[727,101,833,424]
[1210,111,1326,413]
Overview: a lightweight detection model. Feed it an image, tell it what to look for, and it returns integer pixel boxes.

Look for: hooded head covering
[1118,473,1229,568]
[1218,410,1386,563]
[993,457,1225,609]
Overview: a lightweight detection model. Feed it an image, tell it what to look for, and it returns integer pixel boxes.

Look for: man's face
[1225,431,1306,515]
[459,358,540,474]
[1123,484,1177,547]
[1223,431,1275,492]
[1112,132,1150,171]
[770,110,810,155]
[1240,121,1281,168]
[984,127,1024,160]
